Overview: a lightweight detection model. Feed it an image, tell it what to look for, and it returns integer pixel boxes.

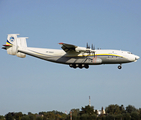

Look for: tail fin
[3,34,28,58]
[5,34,19,55]
[7,34,20,45]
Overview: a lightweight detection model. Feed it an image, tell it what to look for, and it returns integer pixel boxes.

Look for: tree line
[0,104,141,120]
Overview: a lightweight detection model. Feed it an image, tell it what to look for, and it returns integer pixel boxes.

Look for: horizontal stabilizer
[3,44,12,47]
[2,47,6,50]
[2,44,12,50]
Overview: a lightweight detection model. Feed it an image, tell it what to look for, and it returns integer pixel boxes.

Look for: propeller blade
[91,44,95,50]
[86,43,90,49]
[86,43,88,48]
[91,44,93,50]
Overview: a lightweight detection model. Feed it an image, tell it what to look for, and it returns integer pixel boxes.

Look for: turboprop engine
[75,47,87,52]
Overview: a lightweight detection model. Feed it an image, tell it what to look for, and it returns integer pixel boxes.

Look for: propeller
[86,43,90,49]
[86,43,96,58]
[91,44,95,58]
[91,44,95,50]
[86,43,90,54]
[85,43,98,62]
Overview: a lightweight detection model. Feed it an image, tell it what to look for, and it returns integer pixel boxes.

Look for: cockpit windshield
[127,52,132,54]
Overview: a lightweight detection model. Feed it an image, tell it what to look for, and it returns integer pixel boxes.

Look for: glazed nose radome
[135,55,140,60]
[128,55,140,62]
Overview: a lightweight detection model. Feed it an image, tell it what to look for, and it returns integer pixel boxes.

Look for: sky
[0,0,141,116]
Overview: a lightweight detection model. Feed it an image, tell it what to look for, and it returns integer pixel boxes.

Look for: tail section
[16,37,28,58]
[6,34,19,46]
[4,34,19,55]
[3,34,28,58]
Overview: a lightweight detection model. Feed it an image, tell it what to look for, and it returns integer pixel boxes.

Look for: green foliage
[105,104,125,115]
[21,116,30,120]
[28,112,32,115]
[80,113,89,120]
[28,114,35,120]
[94,110,98,115]
[14,112,23,120]
[119,105,126,114]
[3,104,141,120]
[5,113,14,120]
[139,109,141,120]
[72,115,78,120]
[89,114,97,120]
[44,112,55,120]
[114,114,122,120]
[0,115,5,120]
[80,105,95,115]
[71,109,80,116]
[139,108,141,114]
[97,116,106,120]
[122,113,131,120]
[36,117,43,120]
[131,112,140,120]
[126,105,138,113]
[5,112,23,120]
[105,114,115,120]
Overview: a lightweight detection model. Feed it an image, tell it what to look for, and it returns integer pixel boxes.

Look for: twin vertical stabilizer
[3,34,28,58]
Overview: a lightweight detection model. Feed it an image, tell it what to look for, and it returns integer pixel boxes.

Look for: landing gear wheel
[78,64,83,69]
[69,64,89,69]
[69,64,76,69]
[73,64,77,69]
[69,64,73,68]
[118,65,122,69]
[84,64,89,69]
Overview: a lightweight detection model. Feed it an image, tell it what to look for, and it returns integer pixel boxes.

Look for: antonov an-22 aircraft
[2,34,140,69]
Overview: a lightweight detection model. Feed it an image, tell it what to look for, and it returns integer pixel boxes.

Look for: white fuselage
[18,47,139,65]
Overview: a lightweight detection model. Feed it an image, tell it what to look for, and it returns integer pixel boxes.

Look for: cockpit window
[127,52,132,54]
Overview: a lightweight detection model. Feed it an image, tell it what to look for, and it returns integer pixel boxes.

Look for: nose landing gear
[118,64,122,69]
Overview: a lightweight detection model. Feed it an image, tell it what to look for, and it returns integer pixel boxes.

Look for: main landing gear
[69,64,122,69]
[118,64,122,69]
[69,64,89,69]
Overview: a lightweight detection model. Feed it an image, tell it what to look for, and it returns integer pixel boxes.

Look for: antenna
[89,96,91,106]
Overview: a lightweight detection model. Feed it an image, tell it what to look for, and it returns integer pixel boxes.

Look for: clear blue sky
[0,0,141,115]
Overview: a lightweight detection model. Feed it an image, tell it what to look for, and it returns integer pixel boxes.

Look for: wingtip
[59,42,64,45]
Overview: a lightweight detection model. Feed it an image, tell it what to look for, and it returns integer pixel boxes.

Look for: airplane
[2,34,140,69]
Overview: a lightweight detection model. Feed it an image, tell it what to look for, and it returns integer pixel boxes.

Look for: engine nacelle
[75,47,87,52]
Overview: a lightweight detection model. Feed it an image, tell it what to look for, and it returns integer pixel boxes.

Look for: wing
[59,43,77,52]
[59,42,93,53]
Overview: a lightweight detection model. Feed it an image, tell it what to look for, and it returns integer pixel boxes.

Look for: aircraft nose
[135,55,140,60]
